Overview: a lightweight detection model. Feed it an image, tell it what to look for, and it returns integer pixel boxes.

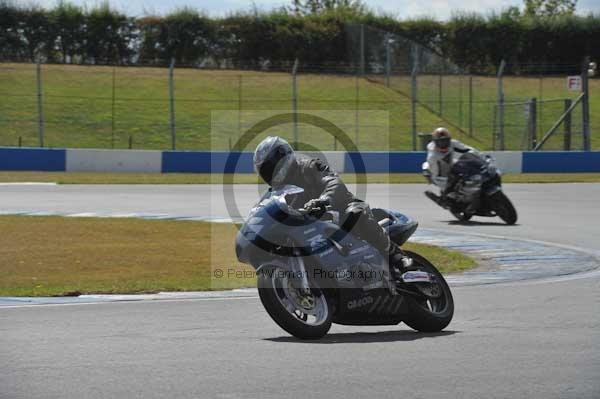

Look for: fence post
[468,76,473,137]
[359,24,365,76]
[581,56,591,151]
[169,58,176,150]
[563,98,572,151]
[458,72,463,127]
[410,44,419,151]
[492,105,497,150]
[355,73,360,147]
[238,75,242,140]
[438,71,443,116]
[538,77,544,140]
[385,33,391,87]
[528,98,537,150]
[496,59,506,150]
[534,93,583,151]
[35,59,45,147]
[111,66,116,149]
[292,58,299,149]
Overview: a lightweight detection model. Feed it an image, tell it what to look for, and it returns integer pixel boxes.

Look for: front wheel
[451,209,472,222]
[401,251,454,332]
[489,191,517,225]
[257,266,332,339]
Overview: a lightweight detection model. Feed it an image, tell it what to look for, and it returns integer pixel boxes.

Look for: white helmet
[253,136,296,186]
[432,127,452,153]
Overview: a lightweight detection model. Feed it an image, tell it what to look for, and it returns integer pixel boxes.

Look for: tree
[161,9,215,64]
[289,0,367,16]
[524,0,577,17]
[51,1,85,63]
[19,5,55,61]
[85,2,136,64]
[0,1,23,59]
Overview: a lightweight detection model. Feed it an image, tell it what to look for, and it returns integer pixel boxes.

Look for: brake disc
[415,282,442,298]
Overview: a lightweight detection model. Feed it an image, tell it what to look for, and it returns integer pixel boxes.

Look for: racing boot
[425,190,442,205]
[425,190,450,209]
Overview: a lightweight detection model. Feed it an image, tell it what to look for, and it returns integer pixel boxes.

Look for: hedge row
[1,2,598,73]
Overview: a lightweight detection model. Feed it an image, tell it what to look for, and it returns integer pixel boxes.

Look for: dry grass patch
[0,215,475,296]
[0,216,252,296]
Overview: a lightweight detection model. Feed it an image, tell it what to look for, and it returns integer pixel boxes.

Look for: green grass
[1,63,597,151]
[1,171,600,184]
[0,215,475,296]
[383,73,599,151]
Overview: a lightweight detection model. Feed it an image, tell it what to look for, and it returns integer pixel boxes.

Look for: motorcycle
[235,185,454,339]
[422,152,518,225]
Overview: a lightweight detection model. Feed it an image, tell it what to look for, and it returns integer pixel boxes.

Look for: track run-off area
[1,183,600,398]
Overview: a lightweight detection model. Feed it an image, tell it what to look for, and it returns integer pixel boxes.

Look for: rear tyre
[401,251,454,332]
[490,191,517,225]
[257,266,332,340]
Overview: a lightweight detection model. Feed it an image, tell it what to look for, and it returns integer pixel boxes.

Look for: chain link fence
[0,24,595,151]
[345,23,594,151]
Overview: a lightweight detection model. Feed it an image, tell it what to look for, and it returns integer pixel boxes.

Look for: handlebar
[296,205,338,224]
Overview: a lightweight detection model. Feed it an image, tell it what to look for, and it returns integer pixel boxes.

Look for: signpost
[567,75,582,91]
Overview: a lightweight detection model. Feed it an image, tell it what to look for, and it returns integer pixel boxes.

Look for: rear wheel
[490,191,517,225]
[401,251,454,332]
[257,266,332,339]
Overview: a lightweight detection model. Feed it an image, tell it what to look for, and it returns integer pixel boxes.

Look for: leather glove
[303,198,329,218]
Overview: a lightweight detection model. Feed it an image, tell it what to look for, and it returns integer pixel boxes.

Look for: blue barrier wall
[162,151,254,173]
[522,152,600,173]
[344,152,427,173]
[0,148,65,171]
[2,147,600,174]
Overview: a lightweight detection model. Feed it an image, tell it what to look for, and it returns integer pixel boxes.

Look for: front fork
[290,248,311,293]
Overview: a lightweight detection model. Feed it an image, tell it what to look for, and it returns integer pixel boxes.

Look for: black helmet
[253,136,295,185]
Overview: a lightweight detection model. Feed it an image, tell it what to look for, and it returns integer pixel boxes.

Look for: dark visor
[258,146,290,184]
[434,137,451,149]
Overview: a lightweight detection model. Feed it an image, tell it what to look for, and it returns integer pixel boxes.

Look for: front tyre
[401,251,454,332]
[451,209,472,222]
[257,266,332,339]
[490,191,517,225]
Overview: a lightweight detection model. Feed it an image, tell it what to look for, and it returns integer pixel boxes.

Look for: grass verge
[0,215,475,297]
[1,64,599,150]
[2,171,600,184]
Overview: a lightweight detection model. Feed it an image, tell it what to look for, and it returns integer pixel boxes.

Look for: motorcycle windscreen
[451,152,485,178]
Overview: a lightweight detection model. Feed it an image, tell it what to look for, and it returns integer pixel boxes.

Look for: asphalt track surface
[1,183,600,398]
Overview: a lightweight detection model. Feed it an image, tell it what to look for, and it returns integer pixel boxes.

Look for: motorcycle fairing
[333,289,409,325]
[235,186,418,318]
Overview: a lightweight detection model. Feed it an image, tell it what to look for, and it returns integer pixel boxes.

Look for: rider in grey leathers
[253,136,406,278]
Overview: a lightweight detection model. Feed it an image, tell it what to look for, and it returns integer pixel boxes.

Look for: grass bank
[1,63,597,151]
[0,215,475,297]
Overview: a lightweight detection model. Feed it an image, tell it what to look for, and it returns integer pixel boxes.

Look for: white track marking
[0,182,57,186]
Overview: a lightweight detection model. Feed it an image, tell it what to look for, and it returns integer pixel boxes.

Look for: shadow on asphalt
[264,330,459,344]
[446,220,520,227]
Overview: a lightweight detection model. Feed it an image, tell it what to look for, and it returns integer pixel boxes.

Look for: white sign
[567,75,582,91]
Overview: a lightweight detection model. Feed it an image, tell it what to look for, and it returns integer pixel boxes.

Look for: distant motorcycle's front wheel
[489,191,517,225]
[451,209,472,222]
[257,266,332,339]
